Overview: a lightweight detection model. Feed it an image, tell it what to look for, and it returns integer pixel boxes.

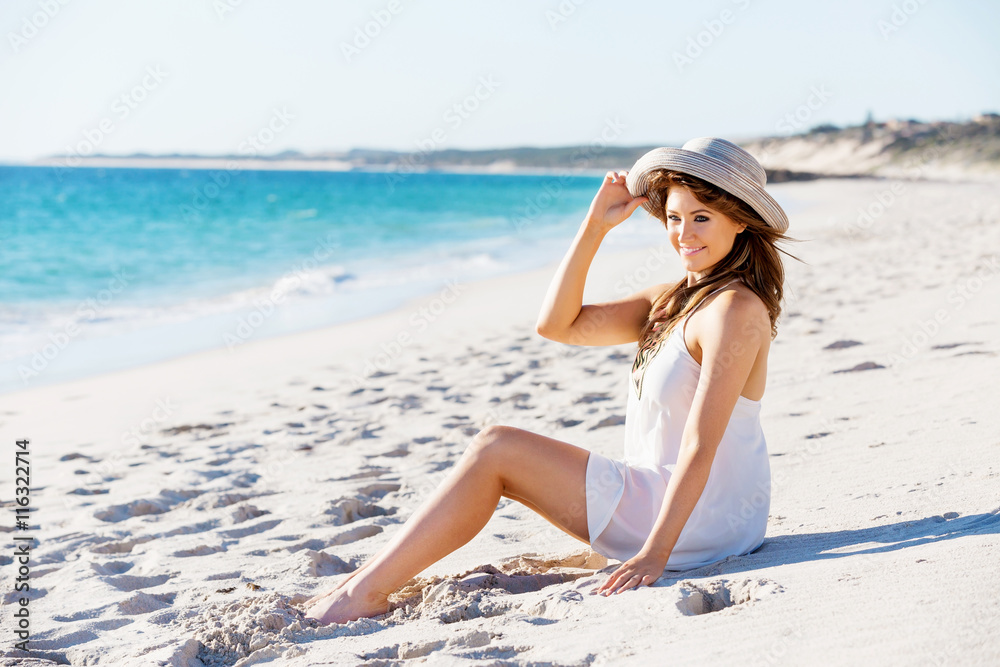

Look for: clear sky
[1,0,998,161]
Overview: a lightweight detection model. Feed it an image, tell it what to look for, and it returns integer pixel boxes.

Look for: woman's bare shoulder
[696,281,770,337]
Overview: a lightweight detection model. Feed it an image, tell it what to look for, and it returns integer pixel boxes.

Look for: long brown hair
[636,170,804,353]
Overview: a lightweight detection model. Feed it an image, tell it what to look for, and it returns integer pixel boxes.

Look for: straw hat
[625,137,789,233]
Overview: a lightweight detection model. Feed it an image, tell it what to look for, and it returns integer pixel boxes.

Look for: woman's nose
[677,221,696,241]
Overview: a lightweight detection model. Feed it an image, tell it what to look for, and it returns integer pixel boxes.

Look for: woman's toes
[303,585,390,626]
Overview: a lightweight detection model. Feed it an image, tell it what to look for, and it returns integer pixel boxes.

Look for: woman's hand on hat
[584,170,649,236]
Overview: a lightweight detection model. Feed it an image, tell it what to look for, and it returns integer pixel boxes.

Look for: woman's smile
[679,245,705,256]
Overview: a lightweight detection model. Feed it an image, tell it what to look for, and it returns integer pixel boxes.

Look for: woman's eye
[667,215,709,222]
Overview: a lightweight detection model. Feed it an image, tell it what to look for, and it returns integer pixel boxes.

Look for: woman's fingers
[590,567,654,596]
[593,567,628,595]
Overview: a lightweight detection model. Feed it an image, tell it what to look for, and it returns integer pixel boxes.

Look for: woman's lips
[680,246,705,256]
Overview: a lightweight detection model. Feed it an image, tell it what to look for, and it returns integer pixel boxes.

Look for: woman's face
[664,186,746,284]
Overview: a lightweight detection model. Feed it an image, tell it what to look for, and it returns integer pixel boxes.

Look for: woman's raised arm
[535,170,648,342]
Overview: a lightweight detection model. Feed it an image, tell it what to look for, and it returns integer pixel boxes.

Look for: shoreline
[0,173,831,406]
[2,238,673,447]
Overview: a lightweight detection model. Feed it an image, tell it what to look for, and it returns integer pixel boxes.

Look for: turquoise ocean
[1,165,697,395]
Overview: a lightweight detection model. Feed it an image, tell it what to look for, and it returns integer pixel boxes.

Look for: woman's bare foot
[303,570,360,608]
[303,579,390,626]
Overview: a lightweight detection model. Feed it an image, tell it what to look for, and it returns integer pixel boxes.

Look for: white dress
[585,279,771,571]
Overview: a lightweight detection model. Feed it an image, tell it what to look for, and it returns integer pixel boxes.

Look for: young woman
[303,137,798,625]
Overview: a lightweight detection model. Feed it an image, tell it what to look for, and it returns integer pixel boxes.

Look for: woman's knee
[466,424,519,460]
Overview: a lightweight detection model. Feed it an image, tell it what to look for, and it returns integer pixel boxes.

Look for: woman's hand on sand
[584,170,649,236]
[589,550,668,596]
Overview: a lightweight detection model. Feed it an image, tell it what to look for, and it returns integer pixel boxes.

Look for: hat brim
[625,147,789,233]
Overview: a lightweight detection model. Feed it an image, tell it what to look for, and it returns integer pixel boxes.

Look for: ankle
[346,576,391,605]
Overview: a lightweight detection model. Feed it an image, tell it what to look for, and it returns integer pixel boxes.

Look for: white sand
[2,176,999,666]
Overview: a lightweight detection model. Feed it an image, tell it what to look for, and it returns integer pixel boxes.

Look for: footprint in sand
[117,591,176,615]
[330,467,393,482]
[229,504,269,524]
[231,472,262,488]
[931,342,975,350]
[163,520,221,537]
[90,560,134,575]
[103,573,172,592]
[823,340,863,350]
[174,544,226,557]
[60,452,97,462]
[357,482,401,499]
[93,489,205,523]
[589,415,625,430]
[574,392,612,404]
[368,444,409,458]
[161,423,232,436]
[217,518,283,540]
[832,361,885,373]
[180,491,266,512]
[91,536,155,555]
[301,550,356,577]
[674,578,785,616]
[320,488,399,526]
[390,394,424,410]
[498,371,524,386]
[326,524,383,547]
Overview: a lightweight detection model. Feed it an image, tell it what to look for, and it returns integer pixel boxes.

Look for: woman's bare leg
[303,425,592,624]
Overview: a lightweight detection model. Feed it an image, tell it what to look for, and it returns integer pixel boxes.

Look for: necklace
[631,323,668,400]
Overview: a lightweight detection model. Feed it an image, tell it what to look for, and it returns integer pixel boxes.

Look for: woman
[304,137,798,625]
